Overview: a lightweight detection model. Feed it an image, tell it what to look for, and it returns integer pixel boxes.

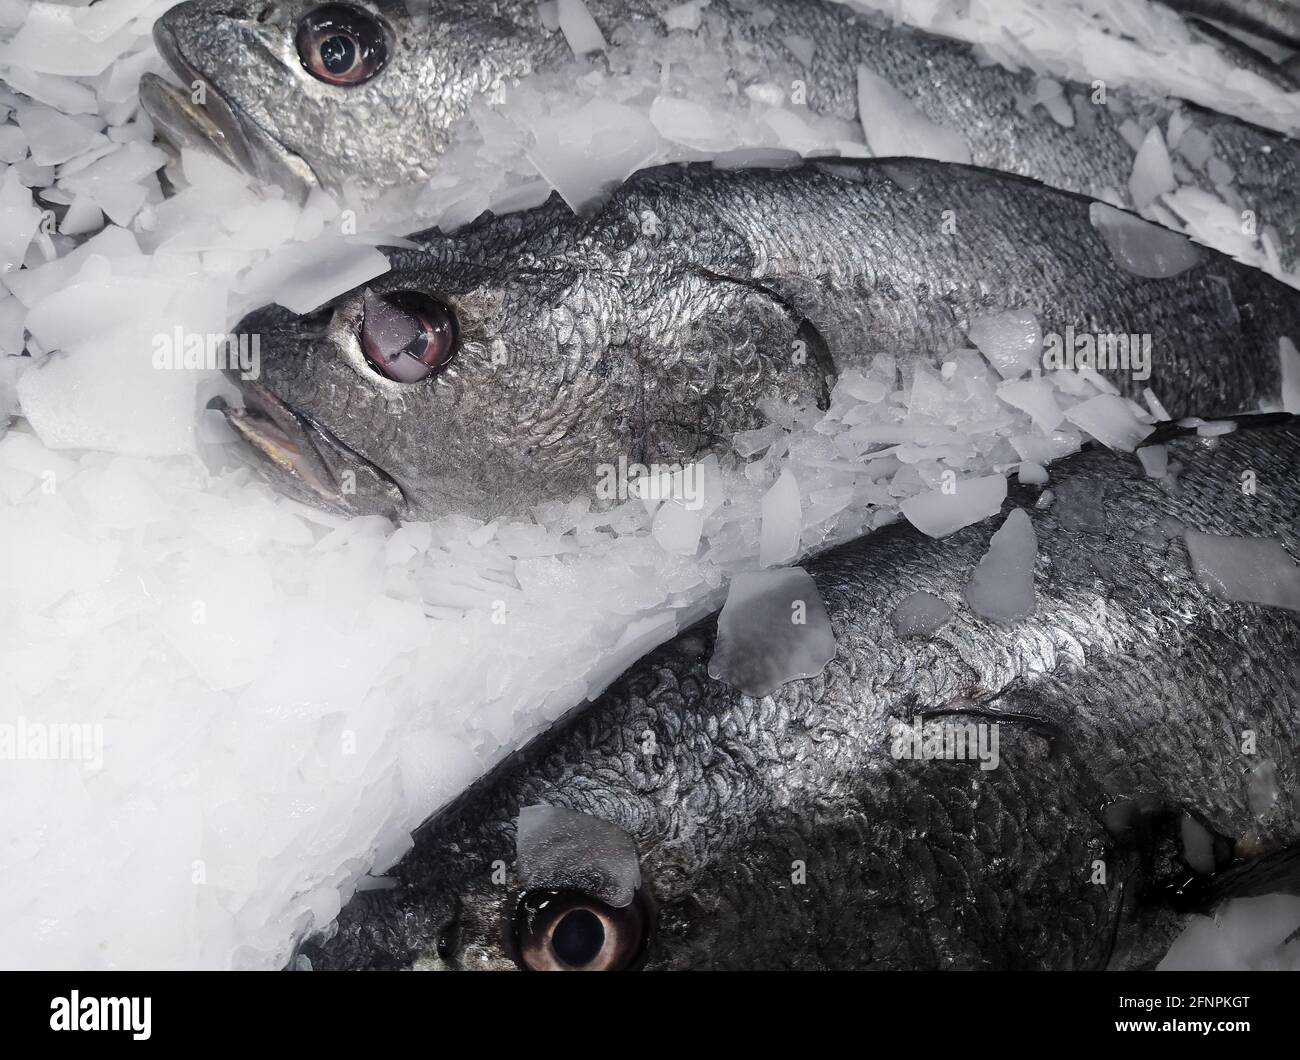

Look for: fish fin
[1185,16,1300,90]
[1145,410,1297,445]
[1158,842,1300,913]
[1165,0,1300,50]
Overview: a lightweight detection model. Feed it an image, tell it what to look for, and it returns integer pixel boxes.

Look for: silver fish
[219,159,1298,520]
[298,418,1300,970]
[139,0,1300,261]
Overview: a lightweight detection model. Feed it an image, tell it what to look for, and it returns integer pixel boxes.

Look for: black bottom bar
[0,970,1289,1046]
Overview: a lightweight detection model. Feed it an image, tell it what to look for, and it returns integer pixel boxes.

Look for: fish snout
[205,301,409,519]
[145,0,321,198]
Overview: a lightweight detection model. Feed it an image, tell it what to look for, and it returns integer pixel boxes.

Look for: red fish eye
[295,4,389,87]
[510,890,649,972]
[359,289,458,383]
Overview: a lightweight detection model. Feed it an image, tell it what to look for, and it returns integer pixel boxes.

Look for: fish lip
[212,377,406,517]
[212,379,336,495]
[143,19,319,199]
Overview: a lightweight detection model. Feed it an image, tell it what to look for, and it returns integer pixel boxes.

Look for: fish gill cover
[0,0,1297,969]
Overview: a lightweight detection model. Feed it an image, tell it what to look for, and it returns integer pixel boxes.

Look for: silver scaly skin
[298,420,1300,970]
[140,0,1300,262]
[224,159,1298,520]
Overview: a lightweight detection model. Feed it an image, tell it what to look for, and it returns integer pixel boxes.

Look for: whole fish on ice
[299,419,1300,970]
[217,159,1300,520]
[140,0,1300,262]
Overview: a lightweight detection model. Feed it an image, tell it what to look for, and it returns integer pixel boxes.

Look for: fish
[1164,0,1300,50]
[218,158,1300,520]
[296,417,1300,970]
[139,0,1300,261]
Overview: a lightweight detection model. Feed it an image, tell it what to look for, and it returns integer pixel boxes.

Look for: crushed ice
[1183,531,1300,613]
[708,567,836,697]
[515,804,640,908]
[963,508,1038,624]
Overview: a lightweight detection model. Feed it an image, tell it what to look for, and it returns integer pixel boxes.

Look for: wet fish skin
[236,160,1298,520]
[145,0,1300,260]
[300,420,1300,970]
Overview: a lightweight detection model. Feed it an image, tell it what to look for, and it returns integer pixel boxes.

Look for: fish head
[222,197,818,520]
[314,805,664,971]
[221,235,646,520]
[210,299,409,520]
[140,0,551,199]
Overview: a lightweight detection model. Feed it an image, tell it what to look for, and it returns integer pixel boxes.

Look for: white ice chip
[1128,126,1177,210]
[649,97,732,152]
[708,567,836,698]
[526,99,660,214]
[1184,531,1300,613]
[967,310,1042,380]
[1088,202,1204,279]
[238,236,391,315]
[856,64,971,164]
[1065,393,1155,452]
[1137,444,1168,478]
[515,805,640,908]
[890,590,953,638]
[1018,461,1049,485]
[900,475,1007,539]
[557,0,607,55]
[997,377,1065,433]
[759,467,802,567]
[664,1,708,32]
[1143,386,1172,421]
[963,508,1037,624]
[15,102,107,165]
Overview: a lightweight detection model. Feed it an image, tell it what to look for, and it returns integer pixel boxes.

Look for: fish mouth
[141,20,318,199]
[210,380,406,518]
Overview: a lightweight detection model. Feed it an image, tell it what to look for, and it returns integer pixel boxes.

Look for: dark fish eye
[295,4,389,87]
[510,890,648,971]
[359,288,458,384]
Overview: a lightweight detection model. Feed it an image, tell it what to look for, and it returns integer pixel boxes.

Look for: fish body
[142,0,1300,261]
[300,419,1300,971]
[226,159,1298,520]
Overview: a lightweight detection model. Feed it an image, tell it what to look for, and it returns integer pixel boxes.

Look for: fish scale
[299,420,1300,970]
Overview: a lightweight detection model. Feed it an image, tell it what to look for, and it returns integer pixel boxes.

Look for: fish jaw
[142,4,319,198]
[210,378,407,519]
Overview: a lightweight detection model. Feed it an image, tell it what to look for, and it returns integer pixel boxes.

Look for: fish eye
[510,890,648,971]
[358,288,458,384]
[295,4,390,87]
